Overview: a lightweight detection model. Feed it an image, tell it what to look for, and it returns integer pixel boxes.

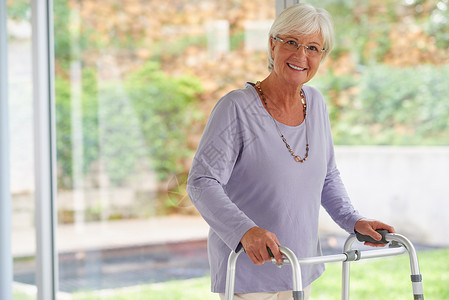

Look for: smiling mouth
[288,63,306,71]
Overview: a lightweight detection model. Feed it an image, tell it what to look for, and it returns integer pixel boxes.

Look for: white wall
[319,146,449,247]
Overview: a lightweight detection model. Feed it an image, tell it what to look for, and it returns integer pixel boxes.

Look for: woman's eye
[286,40,297,46]
[308,45,319,52]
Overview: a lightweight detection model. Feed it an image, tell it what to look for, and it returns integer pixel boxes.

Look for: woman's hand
[354,218,396,247]
[240,227,283,265]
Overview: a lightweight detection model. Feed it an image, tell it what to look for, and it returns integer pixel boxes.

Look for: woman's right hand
[240,227,283,265]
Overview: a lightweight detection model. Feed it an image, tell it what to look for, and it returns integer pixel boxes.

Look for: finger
[247,250,263,265]
[365,242,387,248]
[260,247,271,263]
[373,230,383,241]
[371,220,396,234]
[372,223,396,240]
[367,224,386,241]
[360,225,383,241]
[381,223,396,234]
[253,250,265,265]
[267,240,283,264]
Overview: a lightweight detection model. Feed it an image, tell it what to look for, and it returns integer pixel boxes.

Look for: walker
[224,230,424,300]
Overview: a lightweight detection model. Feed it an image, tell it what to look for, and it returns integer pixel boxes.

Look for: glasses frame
[273,36,326,57]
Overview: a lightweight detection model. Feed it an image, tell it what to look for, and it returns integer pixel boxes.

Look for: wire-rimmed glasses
[273,36,326,57]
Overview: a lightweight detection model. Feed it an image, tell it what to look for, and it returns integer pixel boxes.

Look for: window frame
[0,1,13,299]
[31,0,58,299]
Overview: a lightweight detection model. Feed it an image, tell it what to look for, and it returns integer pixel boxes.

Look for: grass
[13,249,449,299]
[312,248,449,299]
[72,277,217,300]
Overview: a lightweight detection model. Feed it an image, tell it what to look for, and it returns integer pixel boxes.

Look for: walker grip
[356,229,389,244]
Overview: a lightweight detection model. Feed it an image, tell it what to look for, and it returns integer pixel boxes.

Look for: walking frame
[225,230,424,300]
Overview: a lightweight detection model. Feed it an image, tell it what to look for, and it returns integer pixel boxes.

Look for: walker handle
[356,229,389,244]
[267,246,275,258]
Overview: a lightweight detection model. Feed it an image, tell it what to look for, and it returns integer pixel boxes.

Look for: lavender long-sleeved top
[186,82,363,293]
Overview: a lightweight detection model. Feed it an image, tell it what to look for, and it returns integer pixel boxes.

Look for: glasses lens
[284,41,298,52]
[278,38,322,57]
[307,48,318,57]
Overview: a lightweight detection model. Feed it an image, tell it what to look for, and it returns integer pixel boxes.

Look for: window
[305,0,449,245]
[7,1,37,299]
[6,0,448,299]
[58,1,274,298]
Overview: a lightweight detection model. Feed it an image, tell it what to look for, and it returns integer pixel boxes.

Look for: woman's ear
[270,37,276,59]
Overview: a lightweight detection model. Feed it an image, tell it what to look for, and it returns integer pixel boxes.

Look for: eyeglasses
[273,36,325,57]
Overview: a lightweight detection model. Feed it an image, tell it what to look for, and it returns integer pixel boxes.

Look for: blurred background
[6,0,449,299]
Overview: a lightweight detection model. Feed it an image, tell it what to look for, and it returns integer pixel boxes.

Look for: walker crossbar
[224,232,424,300]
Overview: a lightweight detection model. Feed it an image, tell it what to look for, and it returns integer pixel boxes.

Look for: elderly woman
[187,3,394,300]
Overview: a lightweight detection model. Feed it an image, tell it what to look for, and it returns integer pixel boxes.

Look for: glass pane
[53,1,274,297]
[307,0,449,146]
[7,0,37,299]
[306,0,449,268]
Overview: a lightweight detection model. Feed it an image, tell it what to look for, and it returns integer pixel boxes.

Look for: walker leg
[293,290,304,300]
[341,235,357,300]
[386,234,424,299]
[224,249,243,300]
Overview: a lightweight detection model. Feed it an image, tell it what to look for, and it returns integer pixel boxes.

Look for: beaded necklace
[255,81,309,163]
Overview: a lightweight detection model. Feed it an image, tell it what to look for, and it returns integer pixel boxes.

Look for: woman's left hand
[354,218,396,247]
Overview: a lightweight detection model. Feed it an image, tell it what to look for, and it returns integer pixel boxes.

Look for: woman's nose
[295,45,308,57]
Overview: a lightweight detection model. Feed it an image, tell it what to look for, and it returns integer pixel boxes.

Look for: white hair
[267,3,335,71]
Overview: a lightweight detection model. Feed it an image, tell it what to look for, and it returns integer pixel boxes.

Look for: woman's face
[270,32,324,87]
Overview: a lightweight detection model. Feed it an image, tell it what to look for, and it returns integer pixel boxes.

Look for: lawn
[311,248,449,299]
[14,248,449,300]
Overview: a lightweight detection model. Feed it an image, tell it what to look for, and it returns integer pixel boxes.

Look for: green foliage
[125,61,203,181]
[55,68,100,188]
[313,65,449,145]
[53,0,106,64]
[308,0,396,64]
[53,0,72,62]
[151,35,207,59]
[55,75,73,188]
[427,4,449,48]
[19,0,449,191]
[402,0,449,48]
[6,0,29,21]
[310,68,358,123]
[93,80,148,186]
[55,62,203,187]
[230,31,245,51]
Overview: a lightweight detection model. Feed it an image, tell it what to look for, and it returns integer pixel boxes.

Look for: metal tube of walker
[387,233,424,300]
[224,246,304,300]
[341,233,424,300]
[279,246,304,300]
[225,249,243,300]
[341,234,357,300]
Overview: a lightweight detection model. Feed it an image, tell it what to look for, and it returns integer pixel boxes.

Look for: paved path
[13,215,439,294]
[13,215,210,257]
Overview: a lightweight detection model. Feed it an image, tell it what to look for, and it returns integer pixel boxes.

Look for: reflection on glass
[307,0,449,145]
[53,0,276,297]
[7,1,37,299]
[7,0,449,298]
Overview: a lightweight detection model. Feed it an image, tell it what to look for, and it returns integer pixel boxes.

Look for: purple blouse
[187,83,363,293]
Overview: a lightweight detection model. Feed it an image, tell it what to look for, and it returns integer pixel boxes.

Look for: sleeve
[186,93,257,251]
[320,100,364,233]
